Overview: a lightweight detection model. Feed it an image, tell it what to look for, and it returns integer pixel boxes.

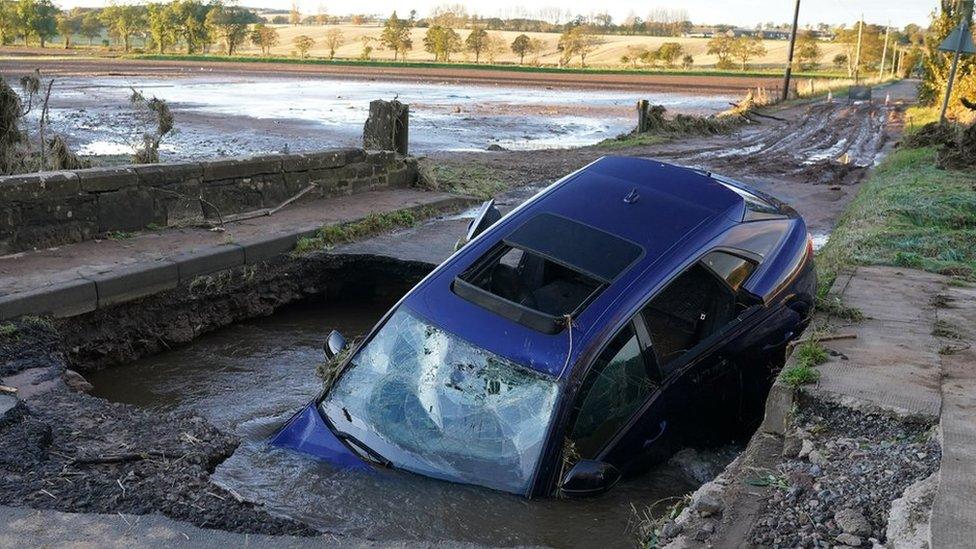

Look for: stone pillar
[363,99,409,155]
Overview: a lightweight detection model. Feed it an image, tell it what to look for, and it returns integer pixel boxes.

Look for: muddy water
[43,75,734,160]
[89,298,704,548]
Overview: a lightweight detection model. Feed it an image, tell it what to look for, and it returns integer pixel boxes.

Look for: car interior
[463,244,604,317]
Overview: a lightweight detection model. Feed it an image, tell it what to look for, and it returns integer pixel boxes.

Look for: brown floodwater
[88,297,714,548]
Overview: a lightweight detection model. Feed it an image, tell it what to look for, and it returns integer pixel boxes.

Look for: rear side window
[701,251,755,291]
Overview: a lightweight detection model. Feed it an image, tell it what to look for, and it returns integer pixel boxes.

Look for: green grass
[293,207,439,255]
[129,53,844,79]
[0,322,17,337]
[781,340,828,388]
[815,295,865,322]
[816,144,976,292]
[106,230,135,240]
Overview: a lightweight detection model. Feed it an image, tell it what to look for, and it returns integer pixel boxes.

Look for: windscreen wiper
[333,429,393,469]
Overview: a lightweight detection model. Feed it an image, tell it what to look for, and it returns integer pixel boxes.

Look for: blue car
[272,156,816,498]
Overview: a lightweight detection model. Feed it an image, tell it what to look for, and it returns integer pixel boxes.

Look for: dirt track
[429,80,916,237]
[1,51,787,94]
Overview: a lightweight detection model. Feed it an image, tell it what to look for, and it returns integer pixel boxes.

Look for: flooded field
[88,297,718,547]
[42,75,735,159]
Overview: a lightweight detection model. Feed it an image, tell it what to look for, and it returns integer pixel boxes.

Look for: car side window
[569,323,657,459]
[642,252,753,377]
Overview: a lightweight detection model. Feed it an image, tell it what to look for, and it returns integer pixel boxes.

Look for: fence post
[636,100,649,133]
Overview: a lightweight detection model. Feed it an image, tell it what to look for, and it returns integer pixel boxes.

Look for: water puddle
[88,297,714,547]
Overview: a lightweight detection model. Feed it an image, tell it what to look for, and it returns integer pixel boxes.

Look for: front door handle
[643,420,668,449]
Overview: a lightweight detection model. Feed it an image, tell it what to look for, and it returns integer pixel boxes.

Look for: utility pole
[879,23,890,79]
[782,0,802,101]
[853,15,864,83]
[939,0,975,123]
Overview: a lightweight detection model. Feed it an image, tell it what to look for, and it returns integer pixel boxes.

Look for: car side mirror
[455,200,501,251]
[324,330,347,361]
[559,459,621,498]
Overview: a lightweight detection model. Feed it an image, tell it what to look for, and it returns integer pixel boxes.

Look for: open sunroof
[452,214,644,333]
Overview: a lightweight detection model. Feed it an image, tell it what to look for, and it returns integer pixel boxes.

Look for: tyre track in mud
[655,101,893,186]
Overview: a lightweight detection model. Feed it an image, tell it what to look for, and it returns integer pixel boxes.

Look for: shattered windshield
[320,308,560,494]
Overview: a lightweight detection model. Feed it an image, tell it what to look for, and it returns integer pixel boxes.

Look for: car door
[564,320,671,475]
[640,251,759,445]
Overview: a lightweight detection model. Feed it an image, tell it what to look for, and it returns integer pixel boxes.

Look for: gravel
[748,399,941,548]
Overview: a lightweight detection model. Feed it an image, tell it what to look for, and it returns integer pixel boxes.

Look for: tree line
[0,0,265,54]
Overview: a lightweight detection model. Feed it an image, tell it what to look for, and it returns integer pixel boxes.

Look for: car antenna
[558,314,576,378]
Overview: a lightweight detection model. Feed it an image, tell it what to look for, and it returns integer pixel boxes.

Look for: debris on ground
[748,399,940,547]
[902,120,976,171]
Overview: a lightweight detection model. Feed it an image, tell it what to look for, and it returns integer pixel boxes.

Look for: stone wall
[0,148,416,254]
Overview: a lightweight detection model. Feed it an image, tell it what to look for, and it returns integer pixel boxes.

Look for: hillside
[236,24,849,70]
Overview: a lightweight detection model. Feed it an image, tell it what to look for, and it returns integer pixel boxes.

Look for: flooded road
[42,75,734,160]
[88,297,708,547]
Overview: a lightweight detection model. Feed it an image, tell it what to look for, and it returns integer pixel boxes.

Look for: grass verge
[293,206,440,255]
[782,339,828,388]
[816,141,976,293]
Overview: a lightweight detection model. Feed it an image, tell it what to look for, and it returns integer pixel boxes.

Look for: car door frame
[532,247,773,497]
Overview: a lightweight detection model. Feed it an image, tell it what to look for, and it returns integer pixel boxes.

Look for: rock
[661,520,682,539]
[799,439,816,459]
[836,533,862,546]
[662,535,695,549]
[63,369,93,393]
[783,433,803,458]
[835,508,872,536]
[691,482,725,517]
[809,449,827,466]
[885,473,937,548]
[486,144,508,152]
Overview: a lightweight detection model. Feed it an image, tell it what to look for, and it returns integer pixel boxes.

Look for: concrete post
[363,100,409,155]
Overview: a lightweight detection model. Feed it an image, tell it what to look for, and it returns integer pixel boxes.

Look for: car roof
[403,156,747,378]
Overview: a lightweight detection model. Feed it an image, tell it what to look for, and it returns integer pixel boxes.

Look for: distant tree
[510,33,531,64]
[324,28,343,59]
[18,0,59,48]
[706,34,735,69]
[147,2,180,53]
[834,23,885,76]
[79,10,104,46]
[528,37,546,65]
[795,30,822,70]
[379,11,412,60]
[832,53,847,70]
[205,5,258,55]
[358,35,374,60]
[292,34,314,58]
[656,42,683,67]
[557,25,601,67]
[483,32,505,64]
[424,25,461,62]
[289,2,300,26]
[730,35,765,70]
[465,26,488,63]
[174,1,214,54]
[681,53,694,69]
[251,23,279,55]
[55,10,82,48]
[315,5,328,25]
[100,3,145,52]
[0,1,15,45]
[271,15,288,24]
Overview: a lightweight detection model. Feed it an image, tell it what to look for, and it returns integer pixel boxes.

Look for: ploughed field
[86,297,734,547]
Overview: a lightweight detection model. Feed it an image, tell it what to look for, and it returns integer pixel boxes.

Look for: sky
[53,0,936,29]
